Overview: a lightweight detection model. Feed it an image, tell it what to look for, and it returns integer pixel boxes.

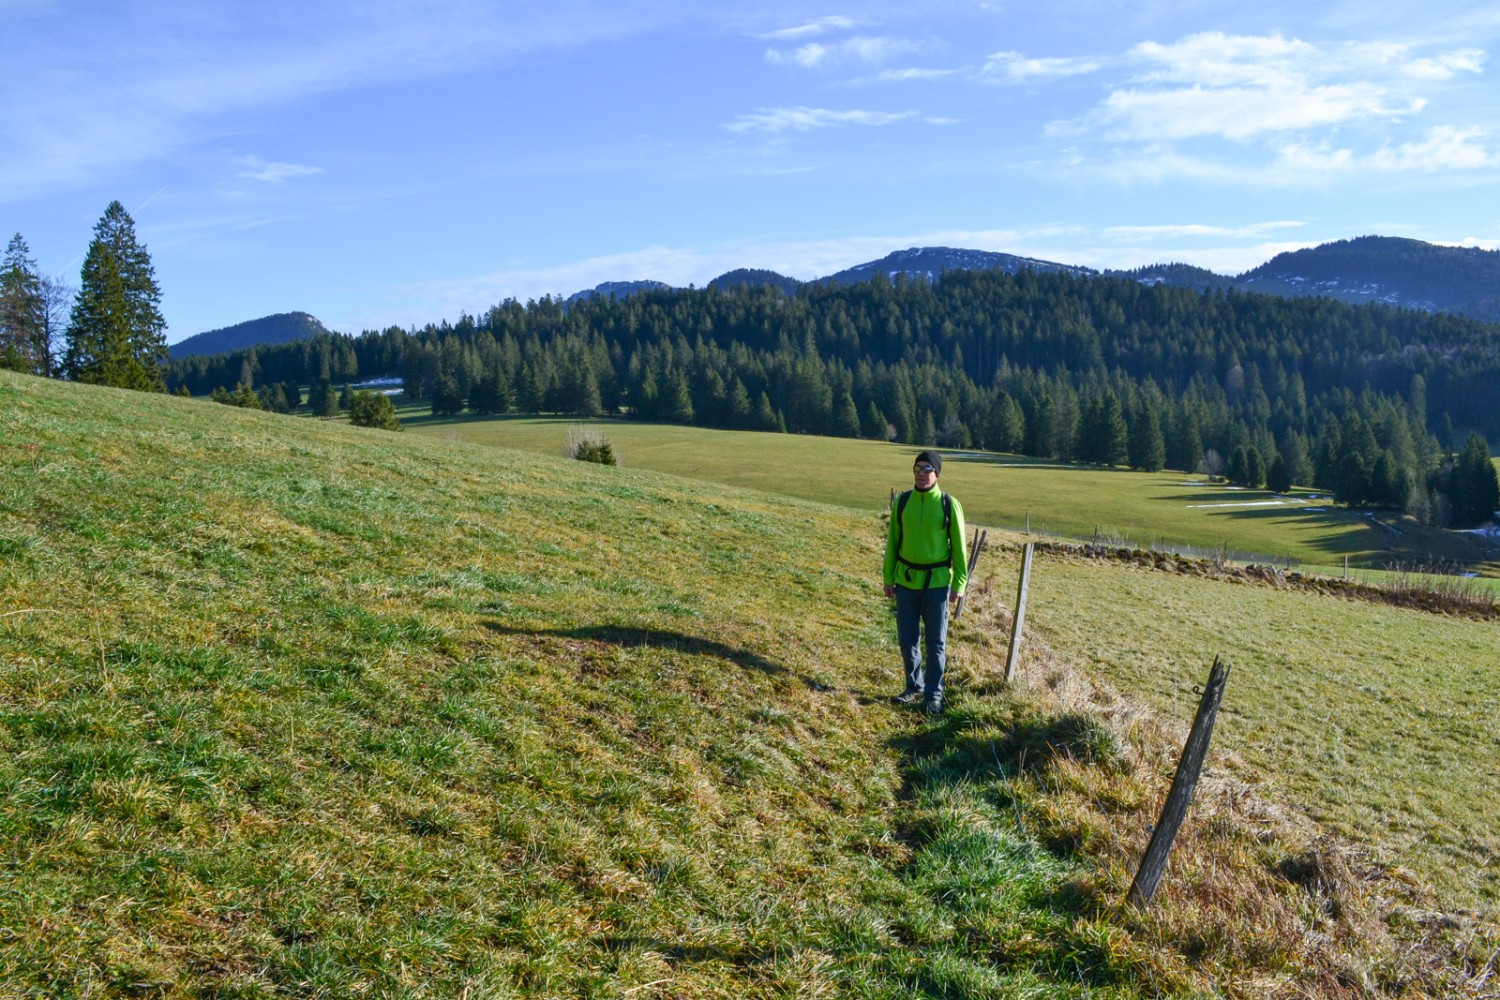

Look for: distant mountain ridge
[186,237,1500,360]
[565,280,674,304]
[575,237,1499,321]
[1114,237,1500,321]
[820,246,1094,285]
[170,311,330,359]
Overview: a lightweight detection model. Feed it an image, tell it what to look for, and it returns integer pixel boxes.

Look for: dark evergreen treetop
[63,202,168,391]
[0,233,48,375]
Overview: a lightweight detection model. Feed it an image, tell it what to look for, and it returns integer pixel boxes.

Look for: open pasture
[406,413,1497,575]
[991,543,1500,910]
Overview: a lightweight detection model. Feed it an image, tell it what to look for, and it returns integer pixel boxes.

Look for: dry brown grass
[952,576,1500,998]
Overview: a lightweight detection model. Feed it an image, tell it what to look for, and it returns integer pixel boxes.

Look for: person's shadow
[481,621,888,702]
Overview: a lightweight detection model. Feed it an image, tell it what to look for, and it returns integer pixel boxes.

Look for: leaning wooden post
[1127,656,1232,909]
[1002,542,1034,684]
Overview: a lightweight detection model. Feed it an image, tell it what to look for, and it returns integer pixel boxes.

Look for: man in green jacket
[883,450,967,714]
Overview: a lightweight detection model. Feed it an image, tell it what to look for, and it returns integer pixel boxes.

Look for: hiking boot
[924,697,944,716]
[891,689,923,706]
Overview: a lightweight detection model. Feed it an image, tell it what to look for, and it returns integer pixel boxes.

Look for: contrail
[134,185,169,215]
[58,185,171,271]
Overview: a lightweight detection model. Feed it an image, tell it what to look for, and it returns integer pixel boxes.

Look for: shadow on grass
[481,621,887,701]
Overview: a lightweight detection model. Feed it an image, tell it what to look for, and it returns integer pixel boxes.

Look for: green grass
[405,413,1499,575]
[999,544,1500,909]
[4,371,1494,997]
[0,373,1192,997]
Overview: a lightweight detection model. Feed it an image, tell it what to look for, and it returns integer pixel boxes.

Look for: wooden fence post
[952,529,987,621]
[1003,542,1034,684]
[1127,656,1232,909]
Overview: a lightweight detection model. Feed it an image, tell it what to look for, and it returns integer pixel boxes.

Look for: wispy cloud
[723,106,954,133]
[1021,31,1496,183]
[757,16,857,41]
[0,2,665,199]
[765,35,920,69]
[1065,82,1418,142]
[1100,221,1305,241]
[980,51,1102,84]
[875,67,958,82]
[234,155,325,183]
[1276,126,1499,174]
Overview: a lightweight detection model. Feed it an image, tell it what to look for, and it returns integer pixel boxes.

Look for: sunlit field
[405,412,1499,576]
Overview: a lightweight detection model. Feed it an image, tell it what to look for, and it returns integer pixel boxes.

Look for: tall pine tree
[0,234,48,375]
[63,202,167,390]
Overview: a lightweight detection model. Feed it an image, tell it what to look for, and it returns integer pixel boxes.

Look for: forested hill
[170,268,1500,524]
[1121,237,1500,321]
[169,311,330,359]
[1236,236,1500,321]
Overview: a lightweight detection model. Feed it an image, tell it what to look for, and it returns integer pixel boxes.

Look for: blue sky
[5,0,1498,342]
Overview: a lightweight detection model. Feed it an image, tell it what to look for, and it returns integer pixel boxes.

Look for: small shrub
[566,427,617,466]
[349,390,401,430]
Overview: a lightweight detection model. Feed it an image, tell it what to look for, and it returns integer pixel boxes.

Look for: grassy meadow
[2,370,1497,997]
[993,546,1500,908]
[404,413,1500,578]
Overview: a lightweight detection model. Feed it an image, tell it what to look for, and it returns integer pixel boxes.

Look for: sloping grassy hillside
[0,372,1489,997]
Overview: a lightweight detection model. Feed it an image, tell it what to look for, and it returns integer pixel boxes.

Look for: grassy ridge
[405,414,1499,576]
[2,371,1492,996]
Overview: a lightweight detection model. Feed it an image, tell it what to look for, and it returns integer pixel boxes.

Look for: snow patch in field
[1185,499,1305,509]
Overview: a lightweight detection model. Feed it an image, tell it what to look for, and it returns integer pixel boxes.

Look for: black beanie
[914,450,942,474]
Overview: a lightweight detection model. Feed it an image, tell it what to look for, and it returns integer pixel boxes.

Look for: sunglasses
[914,465,937,474]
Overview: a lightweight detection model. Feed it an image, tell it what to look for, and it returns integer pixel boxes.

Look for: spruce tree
[309,378,339,417]
[1454,433,1499,526]
[63,202,167,390]
[0,234,47,374]
[1266,454,1292,494]
[1128,402,1166,472]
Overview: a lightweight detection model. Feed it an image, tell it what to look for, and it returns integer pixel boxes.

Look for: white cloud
[1101,221,1306,241]
[765,35,919,69]
[1074,82,1418,141]
[758,16,857,41]
[724,106,936,133]
[234,155,325,183]
[1129,32,1317,87]
[1401,49,1486,80]
[1025,30,1496,183]
[1270,126,1497,175]
[876,67,958,82]
[980,51,1102,83]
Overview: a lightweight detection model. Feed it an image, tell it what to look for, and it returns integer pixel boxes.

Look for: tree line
[169,270,1500,527]
[6,209,1497,528]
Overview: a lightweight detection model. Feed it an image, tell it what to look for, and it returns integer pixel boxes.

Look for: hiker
[883,450,967,715]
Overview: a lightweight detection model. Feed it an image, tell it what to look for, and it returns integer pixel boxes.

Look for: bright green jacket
[883,487,968,594]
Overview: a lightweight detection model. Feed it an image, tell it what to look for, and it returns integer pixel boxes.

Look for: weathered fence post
[1127,656,1232,909]
[952,529,987,621]
[1003,542,1034,684]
